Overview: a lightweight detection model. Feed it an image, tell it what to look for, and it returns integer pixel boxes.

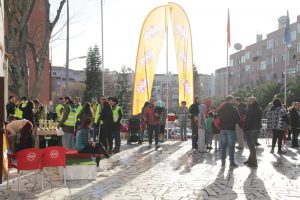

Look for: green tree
[256,82,282,113]
[83,45,102,102]
[115,66,131,118]
[193,65,200,97]
[5,0,66,98]
[287,76,300,105]
[232,85,257,101]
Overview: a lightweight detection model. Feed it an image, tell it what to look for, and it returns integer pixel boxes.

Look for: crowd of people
[4,95,123,166]
[4,93,300,168]
[187,95,299,168]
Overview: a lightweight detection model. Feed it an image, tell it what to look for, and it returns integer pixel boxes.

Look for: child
[213,113,220,151]
[206,111,214,149]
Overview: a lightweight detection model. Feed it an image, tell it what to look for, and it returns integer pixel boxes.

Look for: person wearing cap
[57,96,77,149]
[109,97,123,153]
[243,96,262,168]
[143,97,162,150]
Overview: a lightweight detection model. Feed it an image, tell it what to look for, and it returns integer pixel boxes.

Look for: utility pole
[65,0,70,96]
[101,0,104,96]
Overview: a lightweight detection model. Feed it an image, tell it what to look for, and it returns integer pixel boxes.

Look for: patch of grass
[66,158,96,166]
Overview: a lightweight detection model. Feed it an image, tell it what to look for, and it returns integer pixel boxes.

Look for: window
[256,49,261,56]
[292,31,296,41]
[297,42,300,53]
[245,51,251,60]
[267,40,274,49]
[259,61,266,70]
[245,65,251,72]
[52,72,57,76]
[297,61,300,72]
[241,55,246,63]
[287,67,296,77]
[230,59,234,66]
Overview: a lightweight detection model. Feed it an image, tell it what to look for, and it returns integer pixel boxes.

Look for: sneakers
[235,146,244,150]
[244,160,257,168]
[230,163,238,168]
[277,150,286,154]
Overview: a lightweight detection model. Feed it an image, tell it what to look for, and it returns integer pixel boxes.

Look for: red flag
[227,9,231,47]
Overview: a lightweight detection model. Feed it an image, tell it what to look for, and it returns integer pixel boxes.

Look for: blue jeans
[113,124,121,149]
[220,129,237,164]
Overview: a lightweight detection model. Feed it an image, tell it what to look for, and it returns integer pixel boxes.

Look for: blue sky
[50,0,300,75]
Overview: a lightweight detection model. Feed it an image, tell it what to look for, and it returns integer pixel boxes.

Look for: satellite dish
[278,16,287,25]
[234,43,242,51]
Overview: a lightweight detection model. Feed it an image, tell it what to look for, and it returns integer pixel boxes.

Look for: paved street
[0,139,300,200]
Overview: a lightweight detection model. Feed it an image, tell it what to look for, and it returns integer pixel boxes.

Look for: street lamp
[62,56,86,96]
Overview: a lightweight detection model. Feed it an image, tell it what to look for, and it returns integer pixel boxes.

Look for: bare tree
[4,0,66,98]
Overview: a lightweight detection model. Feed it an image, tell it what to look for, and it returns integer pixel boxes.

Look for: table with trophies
[36,119,62,148]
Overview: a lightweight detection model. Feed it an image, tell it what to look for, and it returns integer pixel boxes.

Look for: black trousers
[79,142,110,166]
[272,129,284,151]
[191,121,198,149]
[291,128,299,146]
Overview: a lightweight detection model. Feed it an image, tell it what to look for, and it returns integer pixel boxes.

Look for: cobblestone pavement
[0,139,300,200]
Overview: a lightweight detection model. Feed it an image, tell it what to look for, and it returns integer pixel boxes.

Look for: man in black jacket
[243,97,262,167]
[6,96,16,119]
[189,97,201,150]
[218,96,240,167]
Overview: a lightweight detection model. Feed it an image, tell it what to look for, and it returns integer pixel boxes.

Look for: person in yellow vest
[94,96,105,140]
[109,97,123,153]
[55,97,64,122]
[91,97,98,120]
[14,97,27,120]
[74,97,83,128]
[57,96,77,149]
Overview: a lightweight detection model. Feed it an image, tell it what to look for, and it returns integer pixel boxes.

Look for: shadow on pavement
[271,153,300,180]
[200,167,238,200]
[243,168,271,200]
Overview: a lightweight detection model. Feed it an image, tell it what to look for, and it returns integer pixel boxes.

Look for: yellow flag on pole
[169,2,194,107]
[132,6,170,115]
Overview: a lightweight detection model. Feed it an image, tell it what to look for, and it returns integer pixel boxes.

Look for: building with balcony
[215,15,300,97]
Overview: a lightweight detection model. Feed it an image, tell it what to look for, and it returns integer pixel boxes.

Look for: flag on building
[284,10,291,48]
[227,9,231,47]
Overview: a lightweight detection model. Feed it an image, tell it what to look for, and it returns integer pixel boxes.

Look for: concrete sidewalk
[0,139,299,200]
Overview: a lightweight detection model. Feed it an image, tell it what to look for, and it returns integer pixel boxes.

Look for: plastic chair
[43,146,66,185]
[14,148,44,192]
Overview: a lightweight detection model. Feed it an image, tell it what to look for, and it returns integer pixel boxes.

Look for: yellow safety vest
[76,104,83,117]
[94,104,103,124]
[55,104,64,122]
[14,102,27,119]
[63,105,76,127]
[112,105,122,123]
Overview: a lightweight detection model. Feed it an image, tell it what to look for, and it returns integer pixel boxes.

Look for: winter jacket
[266,106,288,131]
[243,102,262,132]
[189,103,199,120]
[176,106,189,125]
[76,127,92,151]
[6,102,16,118]
[289,108,300,128]
[218,102,240,131]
